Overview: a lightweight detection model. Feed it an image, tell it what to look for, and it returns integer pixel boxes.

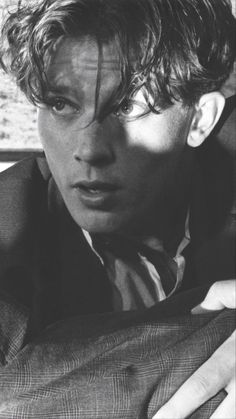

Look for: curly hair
[0,0,235,114]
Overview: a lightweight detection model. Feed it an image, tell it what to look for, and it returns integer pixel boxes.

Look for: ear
[187,92,225,148]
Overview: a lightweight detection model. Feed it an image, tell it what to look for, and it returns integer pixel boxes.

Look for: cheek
[37,109,53,150]
[126,110,190,153]
[37,110,70,186]
[38,110,68,160]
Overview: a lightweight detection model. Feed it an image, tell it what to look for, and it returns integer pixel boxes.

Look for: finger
[152,332,235,419]
[210,391,236,419]
[192,280,236,314]
[152,371,222,419]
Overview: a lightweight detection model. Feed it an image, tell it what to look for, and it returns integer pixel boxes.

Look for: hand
[191,280,236,314]
[152,280,236,419]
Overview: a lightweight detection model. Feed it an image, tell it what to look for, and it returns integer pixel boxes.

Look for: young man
[0,0,235,417]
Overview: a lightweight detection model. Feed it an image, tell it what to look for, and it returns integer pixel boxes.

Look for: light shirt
[82,219,190,311]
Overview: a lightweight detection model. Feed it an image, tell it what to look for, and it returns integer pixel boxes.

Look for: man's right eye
[47,97,80,116]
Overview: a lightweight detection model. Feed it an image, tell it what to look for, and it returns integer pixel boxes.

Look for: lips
[72,180,121,207]
[75,180,119,193]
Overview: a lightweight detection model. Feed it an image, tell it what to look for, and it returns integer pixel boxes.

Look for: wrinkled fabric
[0,289,235,419]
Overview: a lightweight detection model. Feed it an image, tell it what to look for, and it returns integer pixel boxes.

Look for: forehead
[46,37,122,92]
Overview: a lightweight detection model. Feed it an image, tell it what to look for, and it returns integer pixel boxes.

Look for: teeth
[88,188,100,194]
[79,185,113,194]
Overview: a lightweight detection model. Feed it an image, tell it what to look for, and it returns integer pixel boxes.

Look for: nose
[73,120,115,166]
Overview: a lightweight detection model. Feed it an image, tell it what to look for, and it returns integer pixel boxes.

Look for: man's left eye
[114,99,134,117]
[114,99,147,119]
[120,100,134,115]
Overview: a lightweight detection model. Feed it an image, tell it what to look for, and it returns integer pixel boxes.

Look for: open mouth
[79,184,117,194]
[73,180,121,207]
[75,181,119,193]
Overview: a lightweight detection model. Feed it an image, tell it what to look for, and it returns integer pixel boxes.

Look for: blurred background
[0,0,40,148]
[0,0,235,171]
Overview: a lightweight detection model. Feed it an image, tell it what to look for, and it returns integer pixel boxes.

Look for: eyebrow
[45,80,87,105]
[47,81,76,95]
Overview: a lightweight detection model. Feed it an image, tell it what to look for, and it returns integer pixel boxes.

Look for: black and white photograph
[0,0,235,418]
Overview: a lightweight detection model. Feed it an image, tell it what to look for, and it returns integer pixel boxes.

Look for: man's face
[38,37,193,236]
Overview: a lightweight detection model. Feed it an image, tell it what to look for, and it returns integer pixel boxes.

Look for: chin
[72,209,127,235]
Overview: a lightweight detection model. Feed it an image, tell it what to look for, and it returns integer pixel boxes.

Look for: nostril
[73,136,115,166]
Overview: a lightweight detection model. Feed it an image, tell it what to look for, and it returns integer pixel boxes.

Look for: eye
[47,97,80,116]
[114,98,149,120]
[120,100,134,115]
[114,99,134,117]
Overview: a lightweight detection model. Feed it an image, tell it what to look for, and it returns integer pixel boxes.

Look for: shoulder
[0,156,50,217]
[0,157,50,249]
[190,95,236,283]
[195,94,236,228]
[0,156,50,184]
[0,156,50,205]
